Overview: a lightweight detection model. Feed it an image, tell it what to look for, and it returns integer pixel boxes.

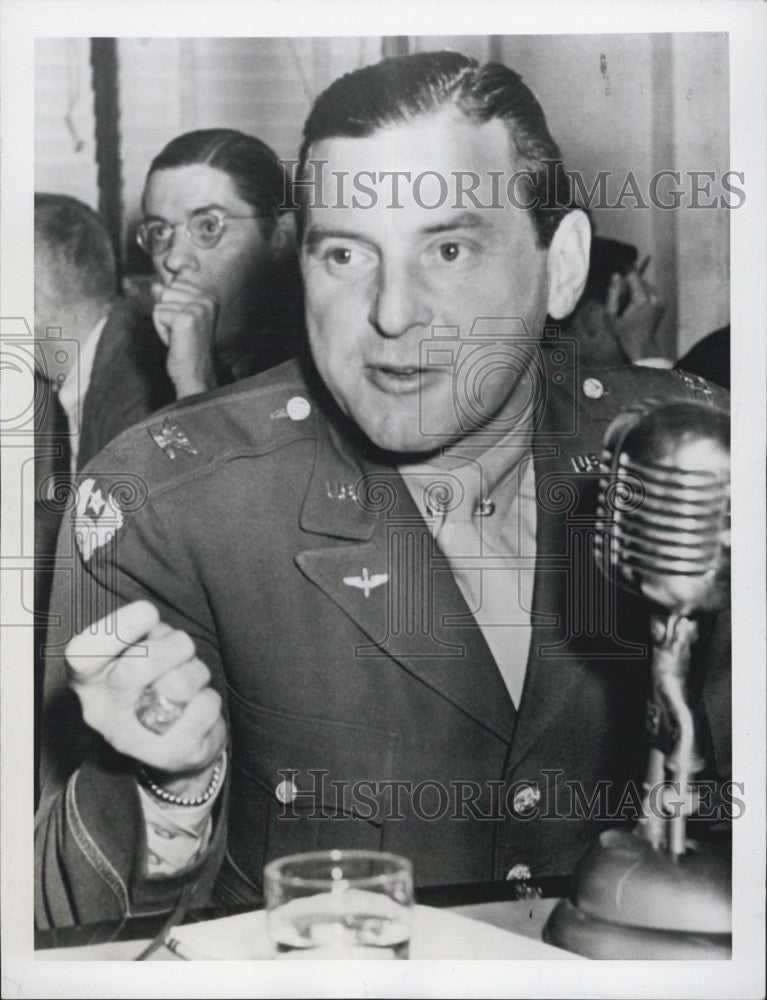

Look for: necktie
[34,375,72,589]
[34,374,70,487]
[433,461,536,709]
[34,376,71,494]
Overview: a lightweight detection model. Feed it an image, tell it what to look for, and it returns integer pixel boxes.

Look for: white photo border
[2,1,764,997]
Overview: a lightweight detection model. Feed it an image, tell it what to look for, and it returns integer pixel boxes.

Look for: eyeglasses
[136,210,259,255]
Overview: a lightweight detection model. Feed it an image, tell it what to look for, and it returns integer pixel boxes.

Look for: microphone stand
[544,400,732,959]
[640,612,703,856]
[544,608,731,959]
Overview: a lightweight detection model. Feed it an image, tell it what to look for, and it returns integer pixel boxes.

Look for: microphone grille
[595,400,729,612]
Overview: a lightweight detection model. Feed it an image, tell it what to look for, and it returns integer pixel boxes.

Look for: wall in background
[35,38,99,209]
[485,33,728,355]
[671,33,730,352]
[34,34,729,356]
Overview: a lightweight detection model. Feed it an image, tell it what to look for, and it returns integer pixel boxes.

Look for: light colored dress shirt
[398,432,537,709]
[57,314,107,473]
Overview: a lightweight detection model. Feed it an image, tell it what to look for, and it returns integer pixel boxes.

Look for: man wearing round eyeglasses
[136,208,259,257]
[135,129,303,399]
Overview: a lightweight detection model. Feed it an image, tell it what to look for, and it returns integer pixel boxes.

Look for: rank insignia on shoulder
[73,477,124,562]
[149,417,198,459]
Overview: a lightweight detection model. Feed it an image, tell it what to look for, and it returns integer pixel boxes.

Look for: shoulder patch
[72,474,146,562]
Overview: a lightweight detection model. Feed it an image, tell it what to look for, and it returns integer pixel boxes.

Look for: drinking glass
[264,849,414,959]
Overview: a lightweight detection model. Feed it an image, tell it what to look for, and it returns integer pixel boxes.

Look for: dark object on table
[675,325,730,391]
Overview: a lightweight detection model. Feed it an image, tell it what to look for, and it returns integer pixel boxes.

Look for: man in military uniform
[35,52,730,928]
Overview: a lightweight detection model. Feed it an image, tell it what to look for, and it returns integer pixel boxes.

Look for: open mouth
[366,364,430,395]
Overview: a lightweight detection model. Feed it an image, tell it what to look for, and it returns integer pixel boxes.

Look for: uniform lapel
[295,415,515,741]
[507,382,592,769]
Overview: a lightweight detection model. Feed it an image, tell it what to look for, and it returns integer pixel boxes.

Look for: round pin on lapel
[287,396,311,421]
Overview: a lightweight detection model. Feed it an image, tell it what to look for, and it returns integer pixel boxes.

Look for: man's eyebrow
[419,212,491,235]
[303,226,375,252]
[141,204,229,221]
[302,213,490,251]
[190,203,229,216]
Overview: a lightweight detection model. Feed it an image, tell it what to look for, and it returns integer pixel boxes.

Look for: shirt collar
[399,428,533,527]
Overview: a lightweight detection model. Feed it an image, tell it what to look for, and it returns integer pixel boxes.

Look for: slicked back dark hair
[34,193,117,304]
[147,129,288,237]
[298,50,572,247]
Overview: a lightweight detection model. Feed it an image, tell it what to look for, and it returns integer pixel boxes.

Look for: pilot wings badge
[343,567,389,598]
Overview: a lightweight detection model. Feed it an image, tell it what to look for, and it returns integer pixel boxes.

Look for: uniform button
[582,377,604,399]
[505,864,531,881]
[275,778,298,804]
[513,783,541,816]
[287,395,311,421]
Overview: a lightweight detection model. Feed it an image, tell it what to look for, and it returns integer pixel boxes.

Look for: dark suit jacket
[77,297,175,470]
[35,357,731,927]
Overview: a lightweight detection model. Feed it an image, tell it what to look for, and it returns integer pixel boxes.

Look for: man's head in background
[34,193,117,380]
[296,51,590,455]
[139,129,293,353]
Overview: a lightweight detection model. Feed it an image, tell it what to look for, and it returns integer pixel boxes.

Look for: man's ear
[546,209,591,320]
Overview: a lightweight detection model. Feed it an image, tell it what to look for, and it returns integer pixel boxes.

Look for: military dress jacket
[35,355,731,928]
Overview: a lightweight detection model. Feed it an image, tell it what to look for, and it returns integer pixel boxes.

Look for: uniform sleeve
[36,461,229,929]
[34,750,228,930]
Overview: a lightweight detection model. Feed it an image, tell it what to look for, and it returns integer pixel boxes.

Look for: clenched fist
[65,601,226,795]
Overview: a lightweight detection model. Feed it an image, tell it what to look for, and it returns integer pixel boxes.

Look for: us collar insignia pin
[343,568,389,597]
[149,418,198,459]
[326,481,357,500]
[570,452,603,473]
